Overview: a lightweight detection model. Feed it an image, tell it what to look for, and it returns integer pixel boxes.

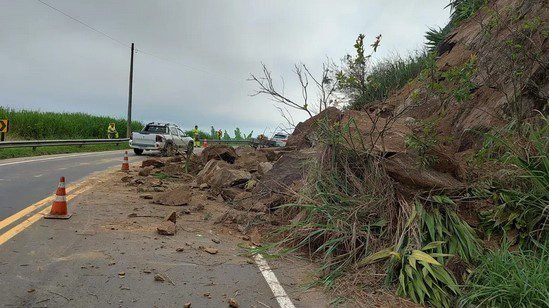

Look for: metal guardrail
[205,139,253,144]
[0,138,129,149]
[0,138,256,149]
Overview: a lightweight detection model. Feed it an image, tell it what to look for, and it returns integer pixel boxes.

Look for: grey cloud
[0,0,449,135]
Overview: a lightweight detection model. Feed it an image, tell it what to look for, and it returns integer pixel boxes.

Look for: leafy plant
[404,118,442,168]
[448,0,486,25]
[417,199,481,262]
[362,242,460,307]
[425,26,452,52]
[459,241,549,307]
[475,117,549,247]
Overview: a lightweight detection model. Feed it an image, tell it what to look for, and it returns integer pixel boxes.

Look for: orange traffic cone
[203,139,208,148]
[121,151,130,171]
[44,177,72,219]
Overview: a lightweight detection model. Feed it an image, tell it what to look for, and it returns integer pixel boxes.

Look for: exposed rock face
[382,153,463,190]
[201,144,237,164]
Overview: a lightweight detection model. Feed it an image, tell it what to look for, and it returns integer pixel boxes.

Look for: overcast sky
[0,0,449,136]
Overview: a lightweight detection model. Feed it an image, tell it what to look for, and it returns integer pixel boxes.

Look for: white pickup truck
[129,122,194,156]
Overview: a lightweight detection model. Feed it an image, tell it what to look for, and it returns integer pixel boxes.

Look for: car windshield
[143,125,167,134]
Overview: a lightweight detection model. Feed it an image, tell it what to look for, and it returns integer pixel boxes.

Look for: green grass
[459,242,549,307]
[0,143,130,160]
[347,52,429,110]
[0,106,143,140]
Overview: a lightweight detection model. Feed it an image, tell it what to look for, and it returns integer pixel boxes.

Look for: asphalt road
[0,150,145,220]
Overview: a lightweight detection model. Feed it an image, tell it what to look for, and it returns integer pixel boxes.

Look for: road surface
[0,150,326,307]
[0,150,145,220]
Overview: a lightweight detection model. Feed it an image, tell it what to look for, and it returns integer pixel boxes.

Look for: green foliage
[404,118,442,168]
[417,200,481,262]
[271,118,396,287]
[459,241,549,307]
[338,34,428,110]
[425,55,477,103]
[233,127,253,140]
[475,118,549,247]
[363,243,460,308]
[425,26,452,52]
[448,0,486,25]
[0,106,143,140]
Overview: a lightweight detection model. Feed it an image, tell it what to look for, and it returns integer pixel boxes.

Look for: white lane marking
[0,151,124,167]
[33,174,43,178]
[254,254,296,308]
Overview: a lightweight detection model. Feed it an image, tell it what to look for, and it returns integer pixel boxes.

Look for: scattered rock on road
[142,159,165,168]
[157,221,176,235]
[157,211,177,235]
[138,166,154,176]
[184,303,191,308]
[154,274,165,282]
[154,187,192,206]
[228,298,239,308]
[204,247,218,254]
[139,194,153,200]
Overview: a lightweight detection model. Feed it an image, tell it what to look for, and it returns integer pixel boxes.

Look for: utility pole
[127,43,134,138]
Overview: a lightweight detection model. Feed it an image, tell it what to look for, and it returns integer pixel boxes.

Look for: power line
[35,0,251,87]
[36,0,129,48]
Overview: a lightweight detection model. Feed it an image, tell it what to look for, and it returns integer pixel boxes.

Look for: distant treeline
[0,107,143,140]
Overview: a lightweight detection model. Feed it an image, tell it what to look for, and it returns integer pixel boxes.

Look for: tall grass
[271,118,397,287]
[348,52,428,110]
[0,107,143,140]
[459,241,549,307]
[475,116,549,247]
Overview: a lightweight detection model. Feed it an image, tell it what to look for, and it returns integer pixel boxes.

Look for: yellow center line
[0,181,91,231]
[0,184,93,247]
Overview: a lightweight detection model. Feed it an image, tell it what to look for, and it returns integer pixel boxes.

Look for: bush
[459,242,549,307]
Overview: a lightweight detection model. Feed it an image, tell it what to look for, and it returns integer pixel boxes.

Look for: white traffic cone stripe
[58,182,65,188]
[55,195,66,202]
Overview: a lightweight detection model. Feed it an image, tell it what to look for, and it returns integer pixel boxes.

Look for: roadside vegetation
[251,0,548,306]
[0,143,129,160]
[0,107,143,140]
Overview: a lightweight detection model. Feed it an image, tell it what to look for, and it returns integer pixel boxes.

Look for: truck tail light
[156,135,164,142]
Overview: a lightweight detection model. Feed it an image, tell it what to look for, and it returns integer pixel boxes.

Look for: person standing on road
[107,123,119,139]
[193,125,200,146]
[217,129,222,140]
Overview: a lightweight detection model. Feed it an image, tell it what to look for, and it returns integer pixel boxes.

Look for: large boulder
[201,144,237,164]
[253,149,312,195]
[382,153,463,190]
[196,160,230,185]
[234,148,269,172]
[287,107,342,149]
[142,159,165,168]
[153,187,193,206]
[209,168,252,189]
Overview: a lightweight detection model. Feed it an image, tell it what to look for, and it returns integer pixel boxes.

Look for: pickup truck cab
[129,122,194,156]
